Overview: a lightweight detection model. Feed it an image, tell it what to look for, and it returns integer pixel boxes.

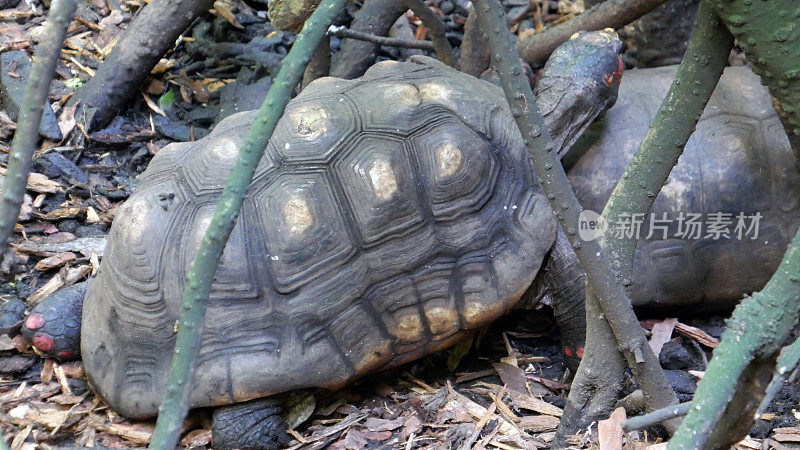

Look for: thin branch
[516,0,670,67]
[458,5,490,76]
[147,0,347,448]
[404,0,458,67]
[623,402,691,432]
[472,0,677,427]
[0,0,77,258]
[327,25,435,51]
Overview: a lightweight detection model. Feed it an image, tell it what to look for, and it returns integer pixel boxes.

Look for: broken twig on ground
[327,25,435,51]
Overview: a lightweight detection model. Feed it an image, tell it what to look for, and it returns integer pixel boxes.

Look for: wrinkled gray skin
[567,65,800,311]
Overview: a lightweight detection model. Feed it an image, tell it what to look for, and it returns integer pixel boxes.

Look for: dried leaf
[364,430,391,441]
[517,415,559,433]
[506,389,563,417]
[34,252,77,271]
[598,407,626,450]
[141,93,166,116]
[365,417,403,432]
[492,362,528,395]
[180,429,212,447]
[675,322,720,348]
[648,318,677,356]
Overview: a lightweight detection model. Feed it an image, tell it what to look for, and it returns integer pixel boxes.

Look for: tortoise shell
[568,66,800,308]
[80,56,558,418]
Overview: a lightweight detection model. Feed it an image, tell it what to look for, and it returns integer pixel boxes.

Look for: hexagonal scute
[411,117,499,221]
[253,170,356,293]
[179,203,260,301]
[344,81,427,133]
[333,134,424,246]
[271,95,360,164]
[180,135,243,196]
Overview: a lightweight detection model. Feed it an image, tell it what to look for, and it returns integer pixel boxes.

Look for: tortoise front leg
[22,281,87,360]
[212,397,291,450]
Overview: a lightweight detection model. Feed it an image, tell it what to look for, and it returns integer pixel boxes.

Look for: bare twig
[623,402,691,432]
[516,0,671,67]
[0,0,77,258]
[327,25,435,50]
[404,0,457,67]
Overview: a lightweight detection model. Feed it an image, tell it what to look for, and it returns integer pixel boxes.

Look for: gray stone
[0,50,63,141]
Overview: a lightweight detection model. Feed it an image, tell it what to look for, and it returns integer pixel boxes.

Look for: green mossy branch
[471,0,677,431]
[0,0,78,258]
[147,0,346,448]
[668,227,800,449]
[711,1,800,161]
[600,0,733,283]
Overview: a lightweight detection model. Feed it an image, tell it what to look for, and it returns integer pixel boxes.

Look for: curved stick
[404,0,457,67]
[516,0,670,67]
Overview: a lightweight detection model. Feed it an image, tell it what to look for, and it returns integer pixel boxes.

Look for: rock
[267,0,322,32]
[40,152,89,184]
[0,298,25,336]
[75,225,106,239]
[0,354,36,375]
[0,0,21,8]
[216,67,273,124]
[664,369,699,402]
[659,341,699,371]
[0,51,63,141]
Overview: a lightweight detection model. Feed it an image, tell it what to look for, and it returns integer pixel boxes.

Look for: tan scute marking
[354,340,393,373]
[283,194,313,235]
[424,306,459,335]
[391,312,424,343]
[419,82,452,103]
[290,105,328,140]
[209,137,239,159]
[368,159,398,201]
[384,84,422,107]
[435,143,463,178]
[463,298,505,329]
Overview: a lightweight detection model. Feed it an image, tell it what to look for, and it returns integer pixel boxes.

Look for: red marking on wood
[25,314,44,330]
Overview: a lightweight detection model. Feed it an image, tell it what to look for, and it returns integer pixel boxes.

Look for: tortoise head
[534,29,624,159]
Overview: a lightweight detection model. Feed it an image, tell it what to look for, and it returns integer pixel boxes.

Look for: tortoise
[566,64,800,311]
[20,32,624,448]
[19,33,800,447]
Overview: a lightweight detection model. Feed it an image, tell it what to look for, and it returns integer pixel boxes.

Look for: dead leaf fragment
[648,318,677,356]
[598,407,626,450]
[34,252,77,271]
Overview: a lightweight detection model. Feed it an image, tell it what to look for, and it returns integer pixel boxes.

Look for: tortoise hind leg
[212,397,291,449]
